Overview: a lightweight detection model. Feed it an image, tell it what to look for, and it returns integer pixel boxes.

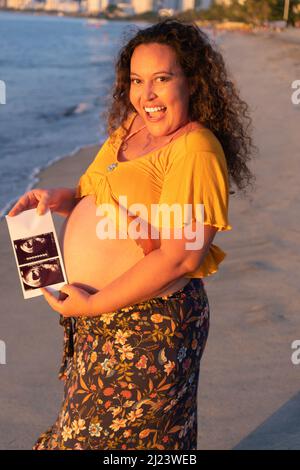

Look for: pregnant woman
[8,19,254,450]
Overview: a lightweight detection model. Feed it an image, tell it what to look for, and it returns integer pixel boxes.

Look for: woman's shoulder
[183,125,225,157]
[166,125,225,168]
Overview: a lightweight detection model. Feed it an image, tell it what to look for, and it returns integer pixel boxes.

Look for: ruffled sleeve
[153,148,232,278]
[75,139,111,199]
[153,150,232,232]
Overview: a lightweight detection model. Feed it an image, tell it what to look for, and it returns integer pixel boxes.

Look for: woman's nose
[142,82,157,101]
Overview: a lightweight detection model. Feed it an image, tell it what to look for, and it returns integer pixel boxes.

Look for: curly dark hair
[105,19,256,195]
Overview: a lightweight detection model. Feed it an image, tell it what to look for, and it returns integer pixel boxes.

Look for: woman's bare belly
[59,195,190,299]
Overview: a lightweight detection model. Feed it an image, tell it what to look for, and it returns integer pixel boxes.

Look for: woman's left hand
[41,284,92,317]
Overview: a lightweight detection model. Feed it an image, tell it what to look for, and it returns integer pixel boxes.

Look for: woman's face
[129,43,191,138]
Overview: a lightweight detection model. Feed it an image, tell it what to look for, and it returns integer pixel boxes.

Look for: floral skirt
[33,278,210,450]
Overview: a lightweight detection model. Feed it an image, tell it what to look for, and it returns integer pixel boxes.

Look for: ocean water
[0,12,147,217]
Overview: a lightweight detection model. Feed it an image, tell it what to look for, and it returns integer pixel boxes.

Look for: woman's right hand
[7,187,77,217]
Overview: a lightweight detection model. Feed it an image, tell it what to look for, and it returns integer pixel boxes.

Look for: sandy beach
[1,28,300,450]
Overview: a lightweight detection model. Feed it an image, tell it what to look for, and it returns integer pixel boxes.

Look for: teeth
[144,106,166,113]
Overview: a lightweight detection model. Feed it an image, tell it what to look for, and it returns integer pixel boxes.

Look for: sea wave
[39,101,93,122]
[65,102,93,116]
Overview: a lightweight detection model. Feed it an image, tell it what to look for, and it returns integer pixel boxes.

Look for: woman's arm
[87,223,217,316]
[89,248,188,314]
[41,223,217,317]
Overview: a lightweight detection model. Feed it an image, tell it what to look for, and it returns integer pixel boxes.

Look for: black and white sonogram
[20,258,65,291]
[6,208,68,298]
[14,232,58,265]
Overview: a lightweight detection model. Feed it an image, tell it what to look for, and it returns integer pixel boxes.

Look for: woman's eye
[130,77,169,85]
[156,76,169,82]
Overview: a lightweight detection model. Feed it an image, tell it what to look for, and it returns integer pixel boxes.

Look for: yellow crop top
[75,112,232,278]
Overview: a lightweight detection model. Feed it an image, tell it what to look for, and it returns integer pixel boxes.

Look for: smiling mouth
[143,106,167,120]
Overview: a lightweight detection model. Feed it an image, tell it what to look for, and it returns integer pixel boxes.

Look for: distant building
[214,0,246,5]
[1,0,216,13]
[131,0,153,14]
[8,0,43,8]
[181,0,195,10]
[157,0,211,11]
[6,0,27,8]
[86,0,100,13]
[86,0,108,14]
[44,0,81,12]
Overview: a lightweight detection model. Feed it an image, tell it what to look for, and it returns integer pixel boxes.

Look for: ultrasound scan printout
[6,208,68,299]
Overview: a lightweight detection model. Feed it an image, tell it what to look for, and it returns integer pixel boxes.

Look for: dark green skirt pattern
[33,278,209,450]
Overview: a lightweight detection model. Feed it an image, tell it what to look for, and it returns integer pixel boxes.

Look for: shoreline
[0,142,100,219]
[32,142,100,192]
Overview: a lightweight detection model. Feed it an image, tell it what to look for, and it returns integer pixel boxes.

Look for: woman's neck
[148,120,192,145]
[126,112,205,148]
